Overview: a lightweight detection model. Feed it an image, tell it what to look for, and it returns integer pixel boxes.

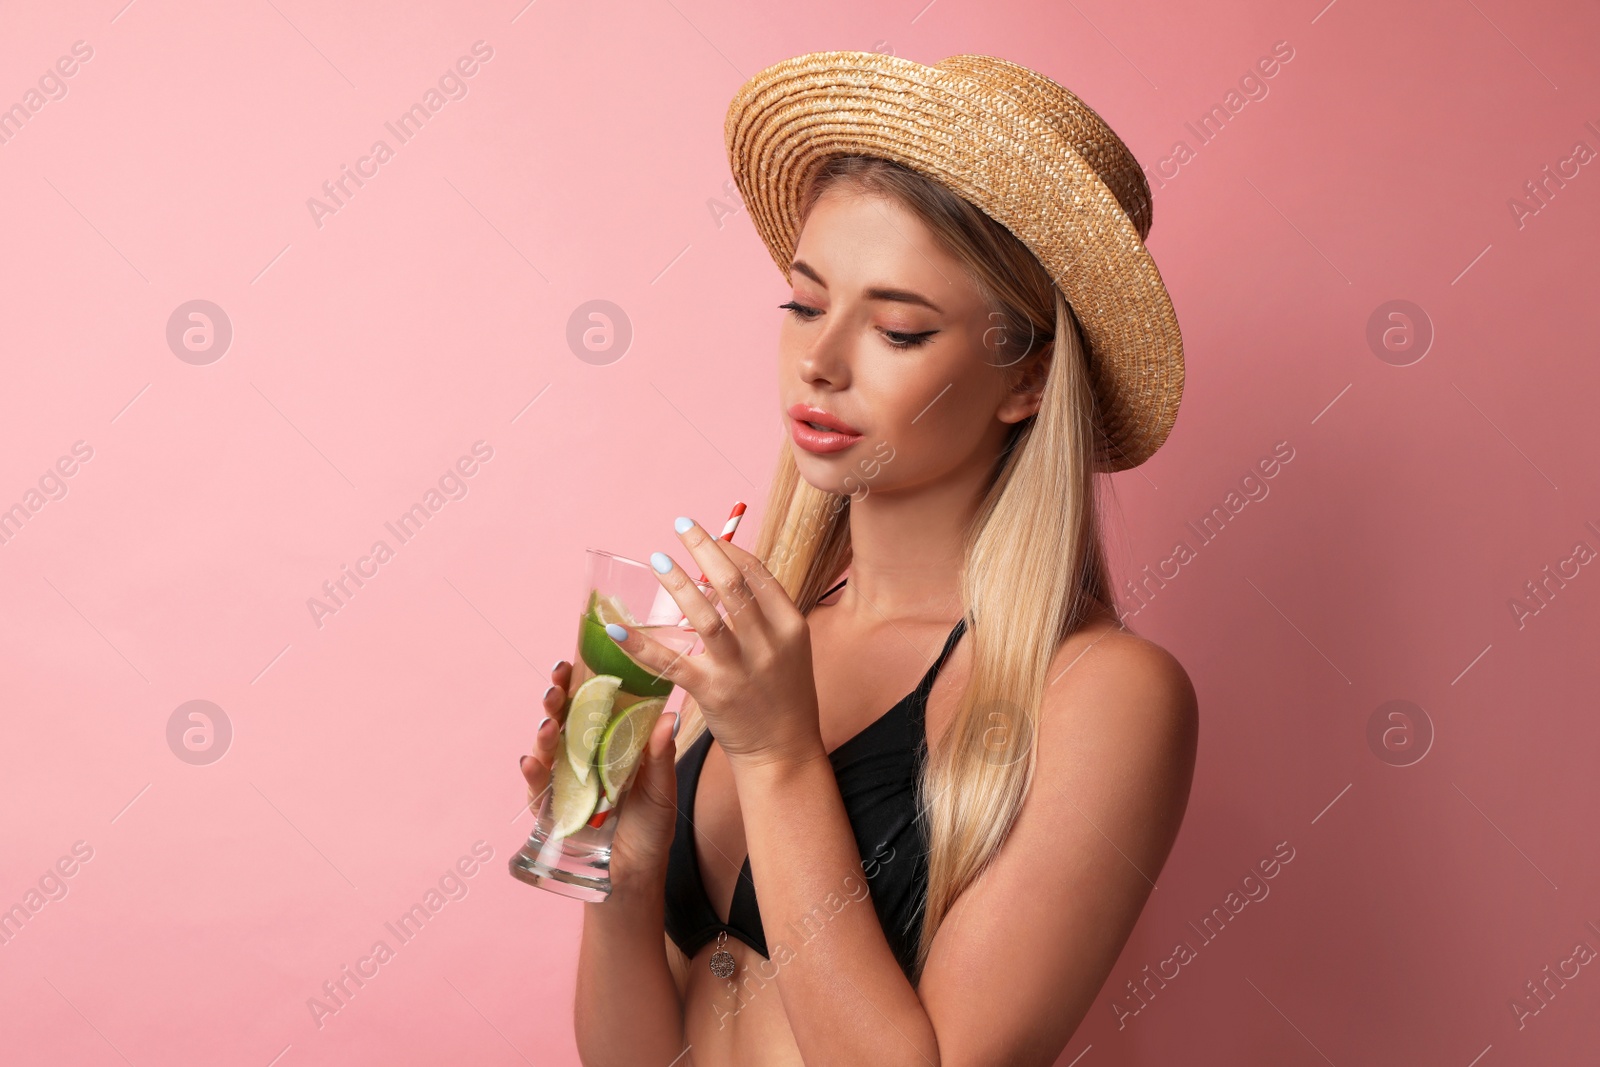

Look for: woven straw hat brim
[724,50,1184,472]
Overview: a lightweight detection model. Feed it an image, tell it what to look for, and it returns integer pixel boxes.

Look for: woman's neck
[838,470,984,624]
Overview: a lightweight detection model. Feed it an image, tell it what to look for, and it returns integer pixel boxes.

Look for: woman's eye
[884,329,937,349]
[779,301,935,349]
[778,300,821,320]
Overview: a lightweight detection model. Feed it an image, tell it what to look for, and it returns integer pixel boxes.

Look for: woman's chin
[790,453,851,494]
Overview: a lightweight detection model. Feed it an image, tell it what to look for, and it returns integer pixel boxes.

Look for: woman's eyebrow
[790,259,944,314]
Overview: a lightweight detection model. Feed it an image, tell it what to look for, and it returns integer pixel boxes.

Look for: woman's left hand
[604,517,826,771]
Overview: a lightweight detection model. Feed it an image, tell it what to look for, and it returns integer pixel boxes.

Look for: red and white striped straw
[678,501,746,626]
[695,502,746,581]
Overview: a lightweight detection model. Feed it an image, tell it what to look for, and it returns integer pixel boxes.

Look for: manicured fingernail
[551,659,566,673]
[543,685,557,701]
[669,711,681,738]
[674,516,694,534]
[520,754,534,774]
[605,622,629,641]
[650,551,673,574]
[536,718,557,742]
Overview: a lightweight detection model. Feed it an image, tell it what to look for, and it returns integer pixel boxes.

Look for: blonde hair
[673,154,1122,984]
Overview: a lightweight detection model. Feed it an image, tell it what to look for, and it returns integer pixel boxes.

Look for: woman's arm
[573,872,687,1065]
[729,753,940,1065]
[607,529,938,1062]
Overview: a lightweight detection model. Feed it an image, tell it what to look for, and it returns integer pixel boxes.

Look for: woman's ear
[997,344,1052,425]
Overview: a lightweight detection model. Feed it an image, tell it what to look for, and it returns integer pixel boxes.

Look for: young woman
[520,51,1197,1065]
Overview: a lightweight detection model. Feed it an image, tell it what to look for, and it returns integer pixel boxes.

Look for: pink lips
[786,403,862,454]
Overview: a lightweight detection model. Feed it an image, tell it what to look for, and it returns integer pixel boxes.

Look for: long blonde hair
[673,154,1122,984]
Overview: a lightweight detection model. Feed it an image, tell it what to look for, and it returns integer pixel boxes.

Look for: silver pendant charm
[709,929,737,979]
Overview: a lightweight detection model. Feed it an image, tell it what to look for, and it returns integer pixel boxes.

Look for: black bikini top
[662,576,968,980]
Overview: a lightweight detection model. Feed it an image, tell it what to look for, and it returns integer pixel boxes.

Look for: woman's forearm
[731,751,940,1065]
[573,874,686,1065]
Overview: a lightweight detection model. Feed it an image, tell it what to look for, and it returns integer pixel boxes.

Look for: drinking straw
[677,501,746,626]
[696,502,746,581]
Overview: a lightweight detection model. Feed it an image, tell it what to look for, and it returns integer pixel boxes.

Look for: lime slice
[549,741,600,838]
[598,696,668,803]
[565,674,622,783]
[577,593,675,698]
[591,592,639,627]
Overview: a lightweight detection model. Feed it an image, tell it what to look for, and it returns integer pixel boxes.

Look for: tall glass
[509,549,709,901]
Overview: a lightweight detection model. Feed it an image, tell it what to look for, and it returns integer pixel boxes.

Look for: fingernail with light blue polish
[605,622,629,641]
[674,516,694,534]
[650,552,673,574]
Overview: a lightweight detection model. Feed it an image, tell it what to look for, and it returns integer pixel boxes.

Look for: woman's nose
[794,317,852,386]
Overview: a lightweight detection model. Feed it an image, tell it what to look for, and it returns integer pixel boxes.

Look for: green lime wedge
[598,696,668,803]
[577,594,675,698]
[565,674,623,783]
[590,591,637,626]
[549,740,600,838]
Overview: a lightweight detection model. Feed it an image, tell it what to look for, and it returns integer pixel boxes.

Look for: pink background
[2,0,1597,1063]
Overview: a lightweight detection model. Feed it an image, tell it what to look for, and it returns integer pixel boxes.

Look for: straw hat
[724,50,1184,472]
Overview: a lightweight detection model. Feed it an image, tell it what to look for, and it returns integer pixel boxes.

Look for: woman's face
[778,184,1044,501]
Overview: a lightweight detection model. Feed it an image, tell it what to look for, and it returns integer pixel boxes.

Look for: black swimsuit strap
[819,575,849,602]
[927,615,968,679]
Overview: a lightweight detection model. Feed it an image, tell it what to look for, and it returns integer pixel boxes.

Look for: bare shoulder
[1033,616,1199,830]
[1043,616,1199,747]
[1030,617,1203,857]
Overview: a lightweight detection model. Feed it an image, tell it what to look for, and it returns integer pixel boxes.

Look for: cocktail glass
[509,548,709,901]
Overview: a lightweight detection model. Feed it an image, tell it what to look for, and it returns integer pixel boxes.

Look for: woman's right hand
[519,661,683,895]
